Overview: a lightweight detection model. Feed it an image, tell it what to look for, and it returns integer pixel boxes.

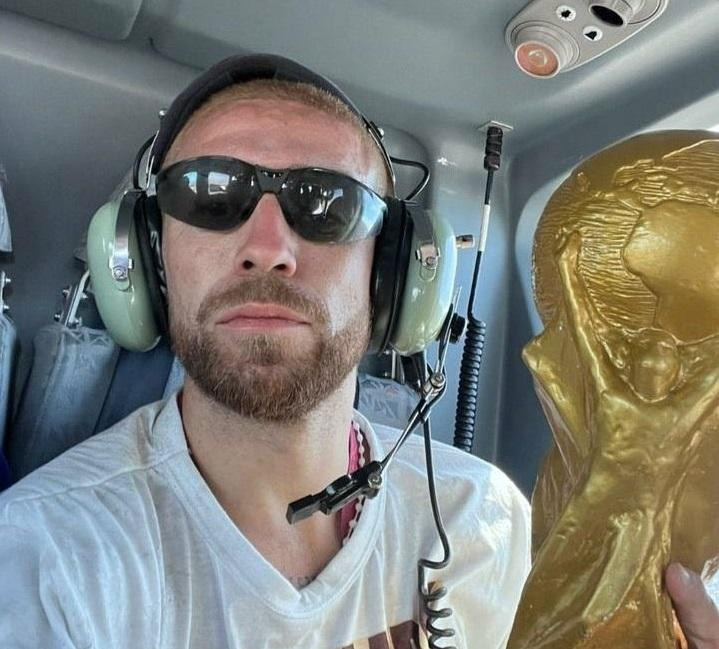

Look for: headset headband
[147,53,396,189]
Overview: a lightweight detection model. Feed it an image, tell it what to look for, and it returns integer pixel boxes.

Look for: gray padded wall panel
[0,11,194,407]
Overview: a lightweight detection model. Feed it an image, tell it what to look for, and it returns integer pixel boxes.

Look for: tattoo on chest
[288,575,317,589]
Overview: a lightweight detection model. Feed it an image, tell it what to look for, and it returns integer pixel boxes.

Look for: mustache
[197,275,329,327]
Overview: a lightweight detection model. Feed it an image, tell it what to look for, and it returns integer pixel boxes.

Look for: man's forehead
[165,96,381,190]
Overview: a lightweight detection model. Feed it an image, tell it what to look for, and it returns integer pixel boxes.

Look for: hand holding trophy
[508,131,719,649]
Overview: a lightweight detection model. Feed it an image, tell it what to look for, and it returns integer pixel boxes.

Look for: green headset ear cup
[86,194,161,351]
[135,195,169,337]
[390,207,458,356]
[368,199,414,354]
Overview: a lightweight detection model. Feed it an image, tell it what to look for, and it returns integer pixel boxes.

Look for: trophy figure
[507,131,719,649]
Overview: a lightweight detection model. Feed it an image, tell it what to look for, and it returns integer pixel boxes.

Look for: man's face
[162,97,381,421]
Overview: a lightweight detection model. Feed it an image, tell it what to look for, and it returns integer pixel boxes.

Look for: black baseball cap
[148,53,395,189]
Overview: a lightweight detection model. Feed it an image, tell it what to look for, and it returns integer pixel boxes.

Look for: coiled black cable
[453,318,486,452]
[413,354,457,649]
[452,126,504,453]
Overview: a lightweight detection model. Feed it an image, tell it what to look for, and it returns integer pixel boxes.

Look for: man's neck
[178,372,357,583]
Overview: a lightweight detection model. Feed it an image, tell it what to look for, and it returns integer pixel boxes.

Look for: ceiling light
[512,23,577,77]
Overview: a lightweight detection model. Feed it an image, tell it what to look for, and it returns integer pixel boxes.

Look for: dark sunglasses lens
[282,170,385,243]
[156,158,257,230]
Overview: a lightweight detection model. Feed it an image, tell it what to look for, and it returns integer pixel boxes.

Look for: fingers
[666,563,719,649]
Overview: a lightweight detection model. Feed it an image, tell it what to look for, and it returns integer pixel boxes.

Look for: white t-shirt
[0,394,531,649]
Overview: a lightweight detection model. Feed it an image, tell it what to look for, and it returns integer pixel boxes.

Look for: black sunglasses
[155,156,387,244]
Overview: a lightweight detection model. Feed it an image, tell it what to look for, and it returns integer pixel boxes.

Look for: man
[0,55,530,648]
[0,54,714,649]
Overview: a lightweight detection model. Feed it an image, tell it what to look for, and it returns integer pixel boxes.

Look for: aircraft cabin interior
[0,0,716,499]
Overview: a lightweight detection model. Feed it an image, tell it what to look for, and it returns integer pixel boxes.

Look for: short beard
[170,275,370,422]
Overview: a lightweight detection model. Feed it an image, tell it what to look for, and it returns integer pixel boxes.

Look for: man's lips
[215,303,310,329]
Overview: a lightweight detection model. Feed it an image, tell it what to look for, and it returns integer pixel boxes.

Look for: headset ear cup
[135,195,169,337]
[368,199,413,354]
[390,206,458,356]
[86,193,161,351]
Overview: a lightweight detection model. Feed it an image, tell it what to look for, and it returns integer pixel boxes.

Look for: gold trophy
[507,131,719,649]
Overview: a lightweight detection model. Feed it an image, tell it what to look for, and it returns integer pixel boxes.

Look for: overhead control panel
[506,0,669,78]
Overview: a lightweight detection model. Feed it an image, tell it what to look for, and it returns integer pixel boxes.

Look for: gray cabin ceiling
[2,0,719,156]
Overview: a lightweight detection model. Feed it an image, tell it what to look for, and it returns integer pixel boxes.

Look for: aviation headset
[86,54,457,356]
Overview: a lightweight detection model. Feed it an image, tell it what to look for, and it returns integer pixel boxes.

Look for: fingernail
[674,563,692,585]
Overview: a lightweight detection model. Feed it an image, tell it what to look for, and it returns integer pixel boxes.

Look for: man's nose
[232,194,298,276]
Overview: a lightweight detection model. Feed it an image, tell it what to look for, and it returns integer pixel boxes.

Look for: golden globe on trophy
[507,131,719,649]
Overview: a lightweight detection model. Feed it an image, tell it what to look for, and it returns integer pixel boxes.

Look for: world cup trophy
[507,131,719,649]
